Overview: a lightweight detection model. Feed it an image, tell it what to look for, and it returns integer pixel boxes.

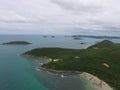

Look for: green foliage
[23,40,120,90]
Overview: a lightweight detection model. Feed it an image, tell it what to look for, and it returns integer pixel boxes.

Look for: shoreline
[38,67,114,90]
[23,54,114,90]
[80,72,114,90]
[39,67,81,76]
[22,54,51,60]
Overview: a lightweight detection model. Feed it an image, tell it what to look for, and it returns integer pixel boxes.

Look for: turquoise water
[0,35,119,90]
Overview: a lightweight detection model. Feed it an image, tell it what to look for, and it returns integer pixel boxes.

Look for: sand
[80,72,114,90]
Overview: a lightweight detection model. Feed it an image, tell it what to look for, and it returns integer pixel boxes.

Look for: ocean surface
[0,35,120,90]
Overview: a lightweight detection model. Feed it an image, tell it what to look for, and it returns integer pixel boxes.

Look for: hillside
[23,40,120,90]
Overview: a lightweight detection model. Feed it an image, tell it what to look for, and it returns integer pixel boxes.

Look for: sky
[0,0,120,36]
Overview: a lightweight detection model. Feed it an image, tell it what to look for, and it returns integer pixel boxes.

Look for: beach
[80,72,114,90]
[38,66,114,90]
[24,54,115,90]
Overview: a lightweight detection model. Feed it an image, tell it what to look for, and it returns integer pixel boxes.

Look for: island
[72,35,120,39]
[2,41,32,45]
[80,42,86,44]
[73,37,82,40]
[51,36,55,38]
[22,40,120,90]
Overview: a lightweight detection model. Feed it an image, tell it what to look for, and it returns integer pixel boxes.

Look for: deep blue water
[0,35,119,90]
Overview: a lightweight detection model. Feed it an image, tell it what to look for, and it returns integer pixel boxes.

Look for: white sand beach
[80,72,114,90]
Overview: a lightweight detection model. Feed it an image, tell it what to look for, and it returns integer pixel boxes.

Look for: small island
[80,42,86,44]
[23,40,120,90]
[2,41,32,45]
[73,37,82,40]
[51,36,55,38]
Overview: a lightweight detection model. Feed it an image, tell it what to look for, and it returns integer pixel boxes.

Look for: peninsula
[23,40,120,90]
[2,41,32,45]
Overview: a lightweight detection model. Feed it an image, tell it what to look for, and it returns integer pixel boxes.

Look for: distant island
[51,36,55,38]
[80,42,85,44]
[2,41,32,45]
[72,35,120,39]
[73,37,82,40]
[22,40,120,90]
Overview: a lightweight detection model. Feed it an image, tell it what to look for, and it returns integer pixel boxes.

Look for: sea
[0,35,120,90]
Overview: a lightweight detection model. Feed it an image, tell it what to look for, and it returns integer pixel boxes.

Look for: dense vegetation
[2,41,32,45]
[23,40,120,90]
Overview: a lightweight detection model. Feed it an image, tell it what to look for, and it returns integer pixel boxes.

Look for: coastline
[38,67,114,90]
[80,72,114,90]
[22,54,51,60]
[22,54,114,90]
[39,67,81,76]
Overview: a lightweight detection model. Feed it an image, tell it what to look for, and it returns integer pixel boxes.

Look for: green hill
[88,40,120,49]
[23,40,120,90]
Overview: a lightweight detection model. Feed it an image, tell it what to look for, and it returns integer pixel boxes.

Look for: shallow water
[0,35,119,90]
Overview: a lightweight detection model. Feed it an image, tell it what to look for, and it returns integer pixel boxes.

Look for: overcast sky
[0,0,120,36]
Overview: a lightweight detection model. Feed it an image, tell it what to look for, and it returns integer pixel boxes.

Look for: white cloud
[0,0,119,35]
[0,9,32,23]
[51,0,104,13]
